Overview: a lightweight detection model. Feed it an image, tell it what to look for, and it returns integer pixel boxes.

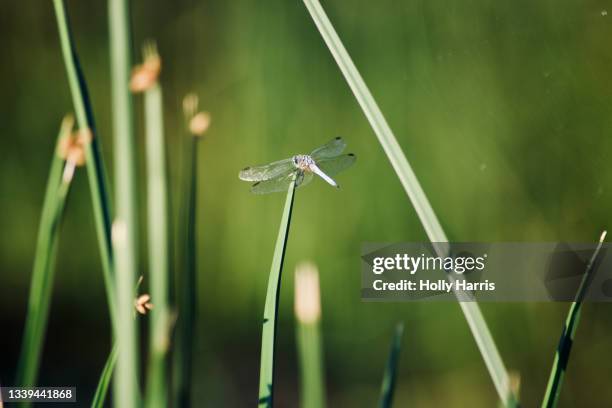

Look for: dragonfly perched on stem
[239,137,356,194]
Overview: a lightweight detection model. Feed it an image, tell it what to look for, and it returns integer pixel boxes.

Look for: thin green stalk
[53,0,116,325]
[108,0,139,405]
[172,139,198,407]
[15,116,74,388]
[258,179,297,407]
[541,231,607,408]
[143,73,170,407]
[295,262,326,408]
[91,343,118,408]
[296,323,325,408]
[379,323,404,408]
[301,1,514,404]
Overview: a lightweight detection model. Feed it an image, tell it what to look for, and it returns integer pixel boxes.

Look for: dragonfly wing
[239,158,294,181]
[296,171,314,189]
[250,172,297,194]
[310,137,347,160]
[316,153,356,177]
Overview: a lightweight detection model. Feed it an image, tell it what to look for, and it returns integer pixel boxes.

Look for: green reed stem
[15,117,74,389]
[109,0,139,405]
[297,322,325,408]
[258,179,296,407]
[541,231,607,408]
[295,263,326,408]
[172,131,201,408]
[52,0,116,326]
[143,82,171,408]
[91,343,118,408]
[301,1,514,404]
[379,323,404,408]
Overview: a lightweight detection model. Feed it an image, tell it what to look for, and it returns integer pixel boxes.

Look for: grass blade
[172,94,209,407]
[52,0,116,325]
[108,0,139,405]
[132,43,171,408]
[91,343,118,408]
[541,231,607,408]
[379,323,404,408]
[301,0,514,403]
[295,262,326,408]
[258,179,297,407]
[15,116,75,388]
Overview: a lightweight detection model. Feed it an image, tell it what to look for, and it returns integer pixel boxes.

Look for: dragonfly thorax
[292,154,315,171]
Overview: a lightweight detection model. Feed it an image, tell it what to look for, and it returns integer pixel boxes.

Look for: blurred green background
[2,0,612,406]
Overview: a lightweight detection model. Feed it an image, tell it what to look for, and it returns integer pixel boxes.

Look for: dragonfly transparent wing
[316,153,356,176]
[310,137,347,160]
[250,171,313,194]
[297,171,314,188]
[239,158,294,182]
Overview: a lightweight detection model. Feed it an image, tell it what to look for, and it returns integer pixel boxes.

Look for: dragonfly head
[292,154,315,171]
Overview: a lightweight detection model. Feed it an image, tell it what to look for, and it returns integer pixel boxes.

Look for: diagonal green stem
[301,0,514,404]
[52,0,116,326]
[541,232,607,408]
[15,119,74,389]
[379,323,404,408]
[91,343,118,408]
[258,180,297,407]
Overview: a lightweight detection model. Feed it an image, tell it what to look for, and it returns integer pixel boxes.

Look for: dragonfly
[239,137,356,194]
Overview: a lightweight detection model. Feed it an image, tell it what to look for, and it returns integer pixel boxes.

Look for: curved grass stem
[258,179,296,407]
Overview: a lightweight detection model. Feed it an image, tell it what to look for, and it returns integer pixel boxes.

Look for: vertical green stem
[379,323,404,408]
[52,0,116,326]
[16,118,73,388]
[109,0,139,406]
[172,134,200,407]
[297,323,325,408]
[258,180,296,407]
[144,83,170,407]
[295,262,325,408]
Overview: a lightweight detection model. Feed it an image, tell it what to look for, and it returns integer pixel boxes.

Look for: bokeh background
[2,0,612,406]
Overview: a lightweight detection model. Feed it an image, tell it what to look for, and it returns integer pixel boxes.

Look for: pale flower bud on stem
[294,261,322,324]
[57,125,90,172]
[130,41,161,93]
[183,93,211,137]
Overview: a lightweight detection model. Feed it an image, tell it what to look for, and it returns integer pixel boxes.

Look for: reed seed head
[135,294,154,315]
[57,128,90,167]
[294,261,322,324]
[130,41,161,93]
[183,93,211,137]
[190,112,211,136]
